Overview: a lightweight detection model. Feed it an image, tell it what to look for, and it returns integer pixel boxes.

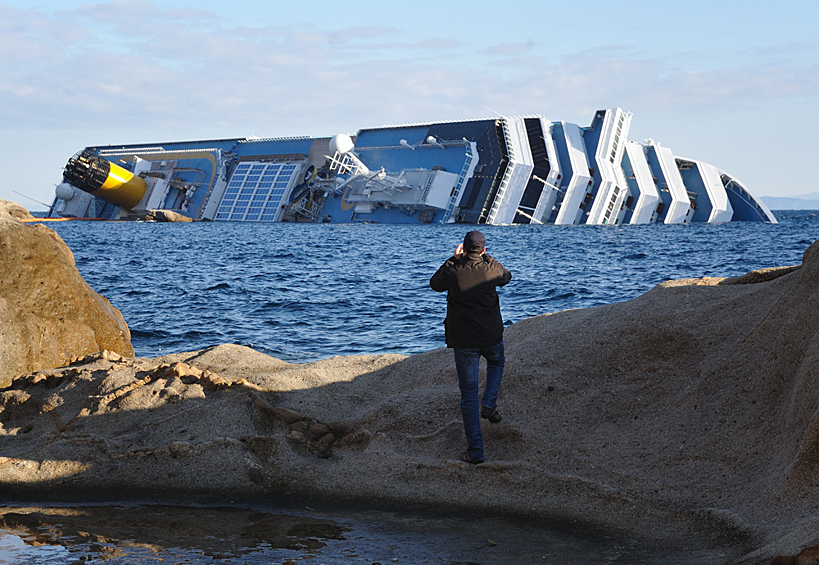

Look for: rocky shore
[1,200,818,564]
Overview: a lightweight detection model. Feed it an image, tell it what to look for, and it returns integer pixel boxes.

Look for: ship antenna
[13,189,52,208]
[481,105,503,117]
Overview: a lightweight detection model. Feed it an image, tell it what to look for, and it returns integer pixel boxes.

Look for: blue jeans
[453,341,505,461]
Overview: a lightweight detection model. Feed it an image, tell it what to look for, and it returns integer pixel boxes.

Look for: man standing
[430,230,512,464]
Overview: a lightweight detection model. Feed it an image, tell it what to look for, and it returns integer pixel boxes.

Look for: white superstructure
[554,122,594,225]
[622,142,658,224]
[485,117,535,225]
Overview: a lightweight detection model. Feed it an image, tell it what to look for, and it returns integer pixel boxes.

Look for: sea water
[47,210,818,361]
[1,211,817,564]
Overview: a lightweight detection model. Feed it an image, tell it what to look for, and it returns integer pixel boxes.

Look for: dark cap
[463,230,485,252]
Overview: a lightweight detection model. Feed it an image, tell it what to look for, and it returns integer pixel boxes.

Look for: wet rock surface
[0,502,743,564]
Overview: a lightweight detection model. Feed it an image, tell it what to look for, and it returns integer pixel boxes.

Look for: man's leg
[453,347,483,461]
[481,340,505,412]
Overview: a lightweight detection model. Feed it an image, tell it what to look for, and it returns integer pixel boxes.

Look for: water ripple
[50,212,819,362]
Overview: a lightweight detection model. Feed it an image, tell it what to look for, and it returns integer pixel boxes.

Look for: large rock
[141,210,193,222]
[0,199,33,221]
[0,204,133,386]
[4,234,819,563]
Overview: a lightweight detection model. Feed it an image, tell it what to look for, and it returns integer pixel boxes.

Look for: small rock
[101,350,124,362]
[287,431,307,444]
[248,467,266,484]
[272,406,303,424]
[169,362,202,378]
[318,433,336,446]
[202,371,231,388]
[290,421,309,434]
[169,441,191,454]
[308,423,330,440]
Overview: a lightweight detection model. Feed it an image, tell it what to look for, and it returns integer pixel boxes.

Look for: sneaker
[480,406,502,423]
[461,452,484,465]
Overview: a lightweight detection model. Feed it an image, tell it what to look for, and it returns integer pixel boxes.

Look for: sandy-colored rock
[0,205,133,386]
[0,200,33,220]
[141,210,193,223]
[4,234,819,562]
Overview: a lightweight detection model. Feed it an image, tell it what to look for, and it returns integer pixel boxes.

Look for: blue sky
[1,0,817,209]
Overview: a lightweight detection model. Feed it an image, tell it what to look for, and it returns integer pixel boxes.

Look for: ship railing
[486,162,515,225]
[98,146,165,156]
[98,147,221,157]
[486,118,518,225]
[440,142,477,224]
[327,151,369,177]
[355,139,471,151]
[363,172,408,195]
[289,200,320,221]
[613,163,630,195]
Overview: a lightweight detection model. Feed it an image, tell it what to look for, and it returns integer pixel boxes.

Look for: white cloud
[3,2,817,141]
[1,2,818,203]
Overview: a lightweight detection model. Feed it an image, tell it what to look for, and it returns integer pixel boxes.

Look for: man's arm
[430,257,457,292]
[431,243,465,292]
[484,254,512,287]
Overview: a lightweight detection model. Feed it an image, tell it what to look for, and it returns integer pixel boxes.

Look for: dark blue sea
[48,211,818,362]
[2,211,817,565]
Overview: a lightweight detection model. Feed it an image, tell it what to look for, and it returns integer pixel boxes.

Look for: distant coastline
[761,191,819,210]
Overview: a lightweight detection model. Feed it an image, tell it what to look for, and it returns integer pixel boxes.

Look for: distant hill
[761,192,819,210]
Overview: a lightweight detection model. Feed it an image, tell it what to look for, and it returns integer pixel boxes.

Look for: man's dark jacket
[429,252,512,348]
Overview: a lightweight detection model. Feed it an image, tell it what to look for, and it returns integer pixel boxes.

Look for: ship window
[259,181,273,188]
[247,175,261,182]
[274,181,288,189]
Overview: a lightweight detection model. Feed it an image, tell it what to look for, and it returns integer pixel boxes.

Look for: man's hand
[454,243,464,259]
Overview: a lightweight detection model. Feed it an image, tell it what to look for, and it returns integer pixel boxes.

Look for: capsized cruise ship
[50,108,777,224]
